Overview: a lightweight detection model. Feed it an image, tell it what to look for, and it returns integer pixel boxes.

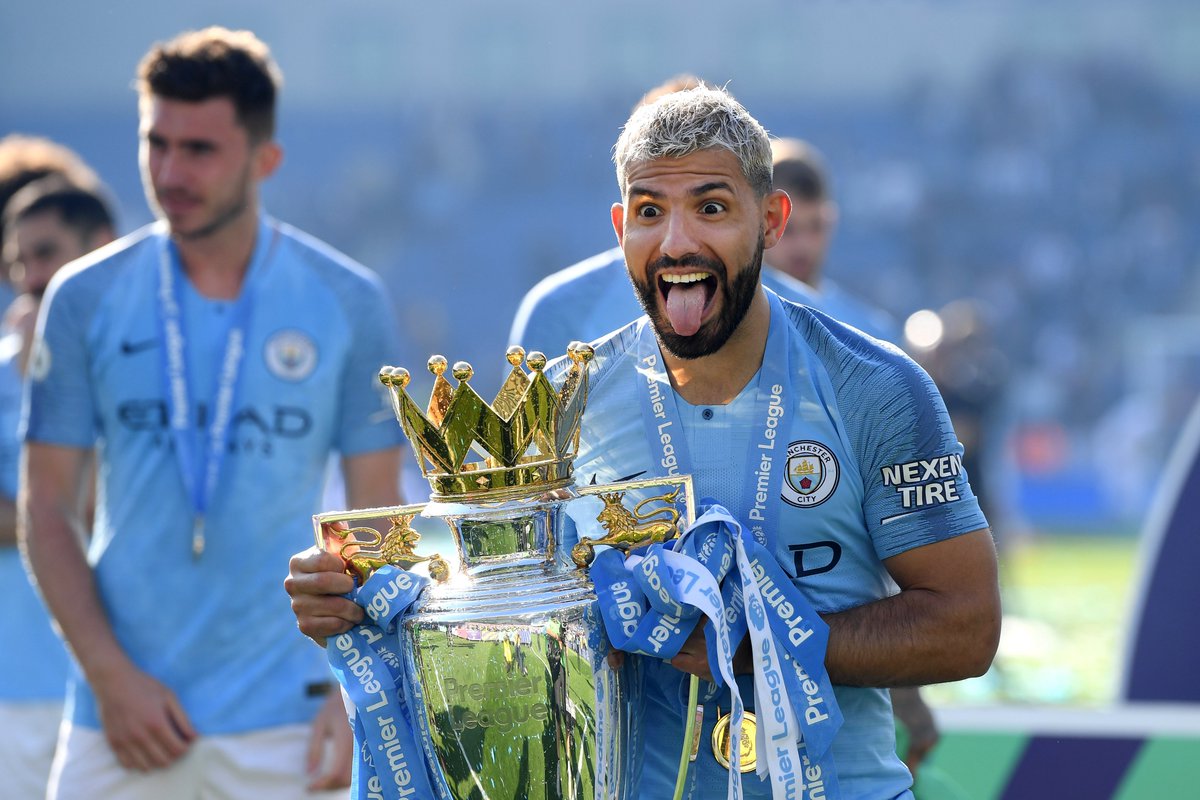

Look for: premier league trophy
[315,344,694,800]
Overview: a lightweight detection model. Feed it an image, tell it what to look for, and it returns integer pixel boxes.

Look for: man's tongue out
[664,280,710,336]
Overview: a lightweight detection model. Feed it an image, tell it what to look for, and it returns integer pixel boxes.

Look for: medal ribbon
[636,290,791,549]
[726,510,843,799]
[328,565,448,800]
[155,218,278,555]
[590,533,747,800]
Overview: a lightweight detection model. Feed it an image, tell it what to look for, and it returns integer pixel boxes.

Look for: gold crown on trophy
[378,343,595,500]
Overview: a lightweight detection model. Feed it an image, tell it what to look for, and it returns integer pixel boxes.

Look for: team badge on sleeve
[781,440,840,508]
[28,338,52,382]
[264,329,318,381]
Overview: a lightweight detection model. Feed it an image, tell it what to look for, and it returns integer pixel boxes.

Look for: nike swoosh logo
[120,338,158,355]
[589,470,647,485]
[879,503,959,525]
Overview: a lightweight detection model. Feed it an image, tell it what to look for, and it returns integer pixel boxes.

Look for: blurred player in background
[0,174,115,800]
[767,137,899,344]
[21,27,405,800]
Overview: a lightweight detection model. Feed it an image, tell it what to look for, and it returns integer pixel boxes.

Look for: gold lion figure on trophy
[327,513,450,583]
[571,486,682,567]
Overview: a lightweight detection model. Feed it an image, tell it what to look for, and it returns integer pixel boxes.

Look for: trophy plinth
[318,346,693,799]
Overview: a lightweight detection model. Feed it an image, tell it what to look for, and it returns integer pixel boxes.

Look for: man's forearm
[823,582,1000,687]
[23,503,131,685]
[820,528,1001,687]
[0,496,17,546]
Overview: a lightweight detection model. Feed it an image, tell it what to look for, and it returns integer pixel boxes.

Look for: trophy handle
[571,484,684,568]
[317,510,451,584]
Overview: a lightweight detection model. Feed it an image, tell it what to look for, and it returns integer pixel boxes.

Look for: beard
[176,190,250,241]
[631,235,764,360]
[150,162,253,242]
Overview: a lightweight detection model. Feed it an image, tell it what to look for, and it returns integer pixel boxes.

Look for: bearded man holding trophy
[288,85,1001,800]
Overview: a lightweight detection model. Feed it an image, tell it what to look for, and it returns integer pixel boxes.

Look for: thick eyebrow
[691,181,734,197]
[627,181,735,201]
[627,186,664,201]
[143,129,217,150]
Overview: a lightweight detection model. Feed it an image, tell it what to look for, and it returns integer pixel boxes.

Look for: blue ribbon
[590,545,703,660]
[327,566,448,800]
[591,504,842,799]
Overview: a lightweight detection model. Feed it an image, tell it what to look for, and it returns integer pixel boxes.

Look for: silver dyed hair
[613,84,773,198]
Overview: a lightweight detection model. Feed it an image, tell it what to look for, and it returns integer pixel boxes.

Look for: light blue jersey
[554,292,987,799]
[24,216,406,735]
[0,335,69,701]
[509,246,822,356]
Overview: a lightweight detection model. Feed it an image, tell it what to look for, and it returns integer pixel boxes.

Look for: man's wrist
[732,633,753,675]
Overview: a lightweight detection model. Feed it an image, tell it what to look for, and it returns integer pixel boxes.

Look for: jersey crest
[264,329,318,381]
[782,440,840,508]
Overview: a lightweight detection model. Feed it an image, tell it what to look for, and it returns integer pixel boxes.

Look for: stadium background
[4,0,1199,793]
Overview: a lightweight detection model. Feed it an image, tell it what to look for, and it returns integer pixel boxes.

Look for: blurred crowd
[845,54,1200,523]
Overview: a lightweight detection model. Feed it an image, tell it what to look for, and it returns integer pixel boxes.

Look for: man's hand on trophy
[669,617,715,682]
[669,621,756,682]
[93,661,196,771]
[286,547,364,646]
[305,691,354,790]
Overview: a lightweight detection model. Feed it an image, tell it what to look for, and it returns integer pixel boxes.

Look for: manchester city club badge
[264,329,318,381]
[781,440,839,508]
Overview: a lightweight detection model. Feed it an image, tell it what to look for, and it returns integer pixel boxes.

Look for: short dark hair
[0,135,100,264]
[4,176,116,244]
[137,27,282,142]
[770,138,831,203]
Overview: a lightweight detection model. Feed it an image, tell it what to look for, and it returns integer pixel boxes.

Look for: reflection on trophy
[316,344,694,800]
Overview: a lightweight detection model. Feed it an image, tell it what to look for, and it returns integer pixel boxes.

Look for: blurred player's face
[612,148,789,360]
[139,96,279,241]
[765,197,835,287]
[7,210,103,297]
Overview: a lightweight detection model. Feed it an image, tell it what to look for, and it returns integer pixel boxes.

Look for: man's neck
[661,288,772,405]
[173,209,259,300]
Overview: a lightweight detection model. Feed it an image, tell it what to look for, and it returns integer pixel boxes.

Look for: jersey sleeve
[855,352,989,559]
[22,275,99,448]
[510,286,573,357]
[332,274,407,456]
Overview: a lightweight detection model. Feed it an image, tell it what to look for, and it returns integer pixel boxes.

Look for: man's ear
[611,202,626,245]
[762,189,792,249]
[253,140,284,181]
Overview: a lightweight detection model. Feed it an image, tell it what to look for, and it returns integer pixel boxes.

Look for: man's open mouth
[659,272,717,336]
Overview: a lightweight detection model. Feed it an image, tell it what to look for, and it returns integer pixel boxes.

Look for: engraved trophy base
[320,478,693,799]
[402,489,637,800]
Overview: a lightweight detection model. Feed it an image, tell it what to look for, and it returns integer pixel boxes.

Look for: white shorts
[48,722,349,800]
[0,701,63,800]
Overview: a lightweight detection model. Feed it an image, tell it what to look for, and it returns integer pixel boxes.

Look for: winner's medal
[712,708,757,773]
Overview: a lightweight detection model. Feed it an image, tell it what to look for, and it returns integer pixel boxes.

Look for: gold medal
[712,709,756,773]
